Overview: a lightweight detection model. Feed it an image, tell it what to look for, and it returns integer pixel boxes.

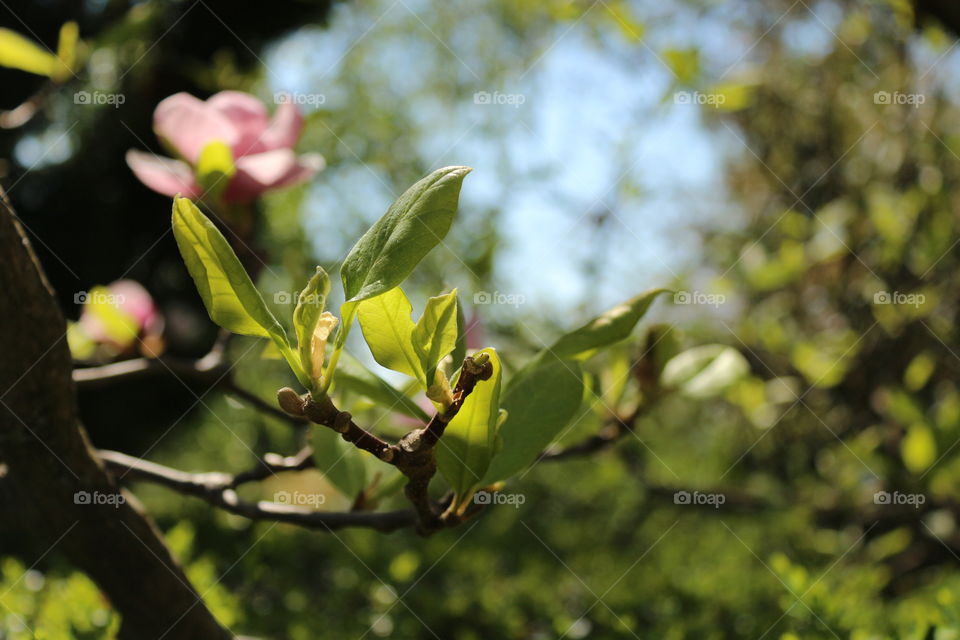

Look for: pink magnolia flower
[126,91,324,203]
[72,280,165,359]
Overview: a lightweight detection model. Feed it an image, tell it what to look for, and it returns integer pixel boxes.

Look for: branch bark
[0,192,232,640]
[98,449,417,533]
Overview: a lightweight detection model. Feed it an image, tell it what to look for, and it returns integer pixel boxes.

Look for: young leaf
[661,344,749,398]
[171,196,287,342]
[52,21,78,82]
[436,347,502,513]
[483,353,584,483]
[356,287,421,381]
[334,352,431,421]
[341,166,471,303]
[0,27,57,76]
[451,296,467,369]
[547,289,669,360]
[293,267,332,385]
[412,289,458,385]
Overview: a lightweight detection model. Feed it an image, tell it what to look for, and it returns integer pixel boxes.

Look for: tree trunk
[0,191,232,640]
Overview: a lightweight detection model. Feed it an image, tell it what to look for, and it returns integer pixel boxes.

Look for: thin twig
[538,407,642,462]
[98,449,416,533]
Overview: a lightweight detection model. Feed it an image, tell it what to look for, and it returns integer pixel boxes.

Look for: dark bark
[0,192,231,640]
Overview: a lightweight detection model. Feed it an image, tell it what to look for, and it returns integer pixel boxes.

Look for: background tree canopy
[3,0,960,638]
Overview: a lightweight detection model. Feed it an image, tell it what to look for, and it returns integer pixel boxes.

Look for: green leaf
[661,344,750,398]
[293,267,331,385]
[357,287,421,381]
[436,347,503,513]
[341,166,471,303]
[901,423,936,474]
[334,352,431,422]
[412,289,458,384]
[451,295,467,370]
[312,429,368,499]
[548,289,669,360]
[195,140,236,197]
[483,353,584,483]
[0,28,57,77]
[52,21,78,82]
[171,197,299,377]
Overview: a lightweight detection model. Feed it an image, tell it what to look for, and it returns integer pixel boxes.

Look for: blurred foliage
[5,0,960,638]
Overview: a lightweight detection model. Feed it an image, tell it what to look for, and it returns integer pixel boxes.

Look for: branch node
[333,411,352,433]
[277,387,306,416]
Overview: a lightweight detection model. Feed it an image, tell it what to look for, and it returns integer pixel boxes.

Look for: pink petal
[107,280,158,328]
[225,149,296,202]
[274,152,325,188]
[225,150,323,203]
[258,97,304,152]
[153,92,238,163]
[206,91,269,158]
[126,150,201,198]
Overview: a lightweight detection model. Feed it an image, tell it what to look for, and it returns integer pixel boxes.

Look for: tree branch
[72,350,229,389]
[538,407,642,462]
[98,449,417,533]
[277,354,495,533]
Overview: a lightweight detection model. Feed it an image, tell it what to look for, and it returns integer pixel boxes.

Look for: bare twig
[538,407,642,462]
[73,350,229,389]
[98,449,416,533]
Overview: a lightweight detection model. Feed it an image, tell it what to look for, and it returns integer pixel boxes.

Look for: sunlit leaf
[52,21,79,82]
[341,166,471,303]
[66,321,95,359]
[357,287,420,380]
[483,353,584,483]
[661,344,749,398]
[411,289,458,384]
[172,197,283,339]
[436,347,502,512]
[901,423,936,474]
[0,27,57,76]
[293,266,331,384]
[548,289,669,360]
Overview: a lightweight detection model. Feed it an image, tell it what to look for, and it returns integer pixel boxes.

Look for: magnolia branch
[538,407,643,462]
[98,449,417,533]
[277,354,495,533]
[73,346,308,426]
